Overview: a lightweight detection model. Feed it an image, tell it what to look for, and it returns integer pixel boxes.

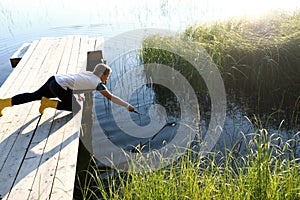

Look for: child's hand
[127,104,135,112]
[77,94,85,102]
[127,105,142,114]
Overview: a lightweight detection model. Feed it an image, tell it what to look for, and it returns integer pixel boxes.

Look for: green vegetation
[78,129,300,200]
[76,10,300,200]
[183,10,300,102]
[141,10,300,128]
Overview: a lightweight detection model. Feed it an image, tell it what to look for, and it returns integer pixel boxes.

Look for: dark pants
[11,76,81,113]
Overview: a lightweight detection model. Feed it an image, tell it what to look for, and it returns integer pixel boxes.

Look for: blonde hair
[93,63,111,76]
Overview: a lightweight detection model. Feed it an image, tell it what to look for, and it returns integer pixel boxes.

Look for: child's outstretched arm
[100,90,135,112]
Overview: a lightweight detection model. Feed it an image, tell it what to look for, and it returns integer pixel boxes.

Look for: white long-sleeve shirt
[54,71,106,92]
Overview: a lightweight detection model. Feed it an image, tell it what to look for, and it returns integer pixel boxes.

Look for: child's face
[100,72,110,84]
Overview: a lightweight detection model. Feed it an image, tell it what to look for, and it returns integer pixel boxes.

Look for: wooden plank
[0,37,57,144]
[0,38,55,200]
[5,112,55,200]
[54,36,76,75]
[2,38,50,97]
[50,36,95,200]
[0,38,52,172]
[49,111,82,200]
[0,35,104,200]
[0,40,39,97]
[8,36,75,200]
[26,111,66,200]
[28,35,82,200]
[0,39,43,144]
[27,36,78,199]
[76,36,89,73]
[66,36,81,74]
[0,104,38,200]
[0,37,68,200]
[30,37,65,88]
[22,36,73,199]
[5,37,70,200]
[0,103,36,169]
[49,36,88,199]
[0,38,54,146]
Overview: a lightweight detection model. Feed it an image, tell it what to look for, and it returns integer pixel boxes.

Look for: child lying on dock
[0,63,135,116]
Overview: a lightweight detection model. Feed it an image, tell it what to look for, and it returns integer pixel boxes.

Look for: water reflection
[80,46,299,170]
[94,82,181,153]
[80,49,209,167]
[87,48,201,170]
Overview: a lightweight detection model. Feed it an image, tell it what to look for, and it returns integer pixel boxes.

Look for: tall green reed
[78,128,299,200]
[141,10,300,128]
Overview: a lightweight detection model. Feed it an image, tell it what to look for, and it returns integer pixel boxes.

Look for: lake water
[1,0,299,85]
[1,0,299,170]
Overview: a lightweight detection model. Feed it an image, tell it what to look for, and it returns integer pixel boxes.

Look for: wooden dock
[0,35,104,200]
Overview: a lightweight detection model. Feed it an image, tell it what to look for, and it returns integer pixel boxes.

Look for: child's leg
[1,76,56,116]
[57,90,81,114]
[0,98,12,116]
[11,76,56,105]
[47,80,81,113]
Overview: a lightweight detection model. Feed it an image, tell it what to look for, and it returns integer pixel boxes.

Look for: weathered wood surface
[10,42,31,68]
[0,36,104,200]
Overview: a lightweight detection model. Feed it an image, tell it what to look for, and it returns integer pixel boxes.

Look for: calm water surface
[1,0,299,85]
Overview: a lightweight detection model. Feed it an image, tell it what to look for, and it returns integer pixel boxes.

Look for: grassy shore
[183,10,300,94]
[141,10,300,128]
[76,10,300,200]
[78,129,299,200]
